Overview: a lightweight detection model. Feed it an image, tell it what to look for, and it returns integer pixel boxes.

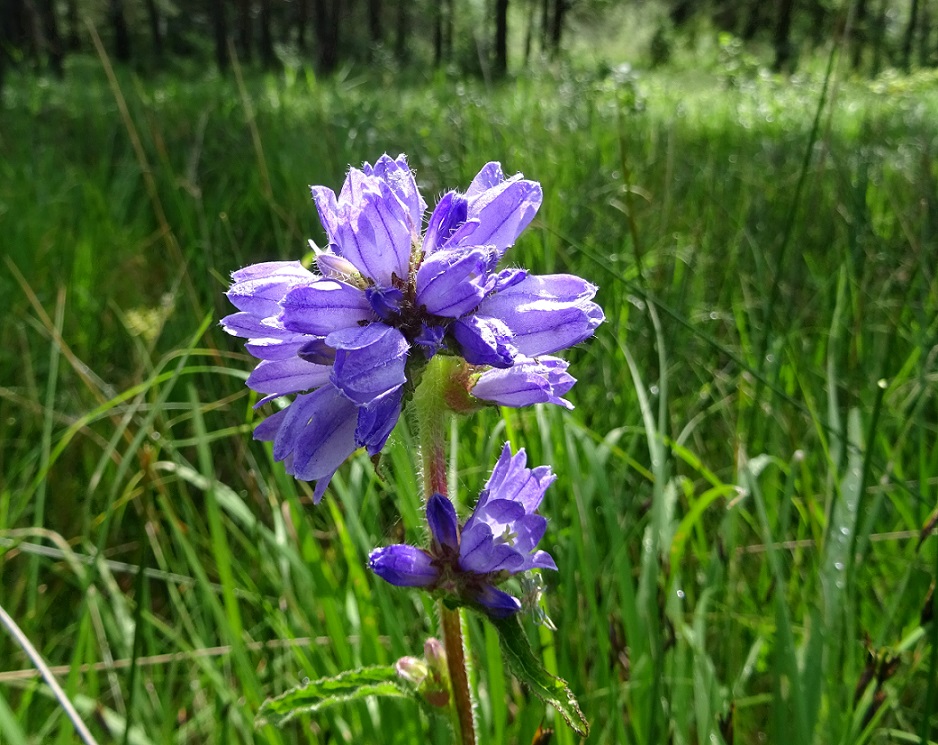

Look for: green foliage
[1,55,938,743]
[255,666,413,728]
[491,614,589,737]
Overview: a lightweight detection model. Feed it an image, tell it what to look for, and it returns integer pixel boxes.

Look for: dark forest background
[3,0,938,91]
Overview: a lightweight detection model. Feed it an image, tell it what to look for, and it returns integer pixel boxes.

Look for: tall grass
[1,51,937,743]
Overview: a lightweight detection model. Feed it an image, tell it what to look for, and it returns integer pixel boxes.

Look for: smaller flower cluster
[369,444,556,617]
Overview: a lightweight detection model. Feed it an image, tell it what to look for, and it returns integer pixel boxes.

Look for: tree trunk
[212,0,229,73]
[713,2,739,34]
[851,0,868,69]
[297,0,308,50]
[871,0,888,74]
[549,0,567,55]
[902,0,921,70]
[919,1,931,66]
[523,0,536,65]
[540,0,550,53]
[312,0,339,72]
[742,0,765,41]
[144,0,163,61]
[772,0,795,72]
[670,0,694,26]
[443,0,453,62]
[808,0,829,46]
[110,0,132,63]
[1,0,30,90]
[433,0,453,66]
[259,0,274,67]
[368,0,382,50]
[38,0,64,76]
[395,0,409,62]
[237,0,252,62]
[65,0,80,50]
[494,0,509,76]
[433,0,443,66]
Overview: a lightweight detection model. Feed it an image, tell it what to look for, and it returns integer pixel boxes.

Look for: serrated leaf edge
[255,665,409,728]
[493,615,590,737]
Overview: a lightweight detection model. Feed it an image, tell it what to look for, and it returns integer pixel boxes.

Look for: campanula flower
[223,155,602,499]
[369,444,557,617]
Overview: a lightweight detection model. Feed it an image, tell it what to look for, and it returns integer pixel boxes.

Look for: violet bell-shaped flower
[222,154,603,500]
[369,444,558,618]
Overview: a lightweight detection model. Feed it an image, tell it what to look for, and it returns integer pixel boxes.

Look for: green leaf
[255,666,409,728]
[492,614,590,737]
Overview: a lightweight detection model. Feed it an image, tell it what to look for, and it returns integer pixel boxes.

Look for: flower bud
[395,656,429,686]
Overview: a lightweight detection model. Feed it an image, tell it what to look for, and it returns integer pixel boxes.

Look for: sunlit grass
[1,53,937,742]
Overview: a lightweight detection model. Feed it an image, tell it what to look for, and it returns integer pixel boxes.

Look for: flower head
[369,444,557,617]
[223,155,602,499]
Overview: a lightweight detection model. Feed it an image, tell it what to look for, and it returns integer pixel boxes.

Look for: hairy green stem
[440,606,475,745]
[412,357,476,745]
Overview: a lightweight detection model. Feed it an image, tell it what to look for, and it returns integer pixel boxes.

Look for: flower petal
[220,311,294,340]
[528,550,558,571]
[416,246,495,318]
[511,514,548,556]
[297,338,338,366]
[369,545,439,587]
[459,523,525,574]
[465,444,555,535]
[311,186,341,244]
[472,584,522,618]
[227,261,317,317]
[316,252,361,282]
[246,357,332,396]
[473,498,526,527]
[280,280,373,337]
[366,285,404,320]
[451,315,516,368]
[465,162,507,197]
[415,323,446,359]
[422,191,469,255]
[470,356,576,410]
[253,406,289,442]
[273,385,358,501]
[355,387,404,455]
[478,274,603,356]
[426,495,460,554]
[447,163,542,258]
[333,179,413,286]
[469,542,526,574]
[366,154,426,231]
[328,324,409,406]
[245,338,309,362]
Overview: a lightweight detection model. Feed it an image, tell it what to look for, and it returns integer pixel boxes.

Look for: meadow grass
[1,51,937,743]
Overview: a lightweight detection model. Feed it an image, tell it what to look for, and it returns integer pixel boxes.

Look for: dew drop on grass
[676,589,685,600]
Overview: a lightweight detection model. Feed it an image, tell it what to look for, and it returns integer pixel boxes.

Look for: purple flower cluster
[369,444,556,617]
[223,155,602,500]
